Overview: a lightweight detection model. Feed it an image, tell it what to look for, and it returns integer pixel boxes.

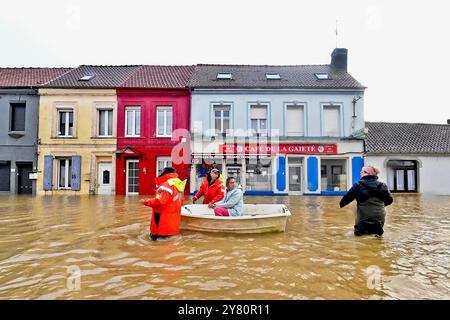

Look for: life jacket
[194,174,225,204]
[143,172,187,236]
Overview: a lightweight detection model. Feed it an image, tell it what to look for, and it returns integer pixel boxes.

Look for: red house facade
[115,66,194,195]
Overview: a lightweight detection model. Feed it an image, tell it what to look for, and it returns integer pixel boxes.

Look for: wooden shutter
[43,155,53,191]
[71,156,81,191]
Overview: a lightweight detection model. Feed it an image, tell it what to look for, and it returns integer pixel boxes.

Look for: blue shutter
[307,156,319,192]
[276,156,286,191]
[43,155,53,191]
[352,156,364,185]
[71,156,81,191]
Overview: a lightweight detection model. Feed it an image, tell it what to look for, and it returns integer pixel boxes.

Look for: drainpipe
[351,96,362,134]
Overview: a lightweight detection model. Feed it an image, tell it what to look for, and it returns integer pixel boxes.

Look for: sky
[1,0,449,124]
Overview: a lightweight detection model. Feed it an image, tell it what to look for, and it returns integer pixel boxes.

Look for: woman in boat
[141,167,187,241]
[192,168,225,205]
[339,165,393,236]
[209,176,244,217]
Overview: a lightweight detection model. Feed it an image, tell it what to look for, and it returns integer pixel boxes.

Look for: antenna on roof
[335,20,338,48]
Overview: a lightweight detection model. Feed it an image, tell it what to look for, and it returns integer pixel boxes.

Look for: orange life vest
[143,172,186,236]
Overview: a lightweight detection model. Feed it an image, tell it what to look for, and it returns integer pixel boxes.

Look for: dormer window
[266,73,281,80]
[315,73,330,80]
[79,75,95,81]
[217,73,232,80]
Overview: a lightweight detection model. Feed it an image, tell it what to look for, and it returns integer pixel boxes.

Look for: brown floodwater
[0,194,449,300]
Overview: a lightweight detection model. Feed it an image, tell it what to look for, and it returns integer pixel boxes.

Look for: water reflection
[0,194,449,299]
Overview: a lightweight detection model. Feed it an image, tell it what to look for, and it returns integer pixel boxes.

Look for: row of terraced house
[1,48,450,196]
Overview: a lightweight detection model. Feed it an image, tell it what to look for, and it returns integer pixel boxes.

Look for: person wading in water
[141,167,186,241]
[339,165,393,236]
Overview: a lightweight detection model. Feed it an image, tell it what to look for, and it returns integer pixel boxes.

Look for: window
[250,105,268,135]
[217,73,232,80]
[286,105,304,136]
[58,158,72,189]
[10,103,26,132]
[320,159,347,191]
[245,159,272,191]
[58,110,74,137]
[98,109,113,137]
[79,75,95,81]
[156,106,173,137]
[156,157,172,176]
[266,73,281,80]
[125,107,141,137]
[322,105,341,136]
[315,73,330,80]
[213,105,231,134]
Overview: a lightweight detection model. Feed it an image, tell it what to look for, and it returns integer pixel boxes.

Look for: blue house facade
[188,49,366,195]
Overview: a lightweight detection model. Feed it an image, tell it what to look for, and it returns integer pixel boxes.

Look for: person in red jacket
[192,168,225,205]
[141,167,187,241]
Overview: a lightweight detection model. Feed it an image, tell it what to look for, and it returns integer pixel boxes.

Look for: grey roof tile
[365,122,450,154]
[188,64,365,89]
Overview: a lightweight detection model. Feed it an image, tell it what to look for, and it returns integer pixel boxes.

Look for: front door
[126,159,139,195]
[17,163,33,194]
[288,165,302,195]
[98,162,113,195]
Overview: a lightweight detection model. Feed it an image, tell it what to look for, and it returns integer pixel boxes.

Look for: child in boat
[209,176,244,216]
[141,167,187,241]
[339,165,393,236]
[192,168,225,206]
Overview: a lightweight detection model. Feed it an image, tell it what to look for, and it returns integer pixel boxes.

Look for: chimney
[331,48,348,72]
[447,119,450,125]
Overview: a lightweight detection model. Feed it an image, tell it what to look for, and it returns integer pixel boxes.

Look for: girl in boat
[192,168,225,206]
[209,176,244,216]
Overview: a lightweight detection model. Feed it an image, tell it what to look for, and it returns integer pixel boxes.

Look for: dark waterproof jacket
[339,175,393,236]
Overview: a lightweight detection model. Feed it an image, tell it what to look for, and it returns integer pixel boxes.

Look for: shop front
[191,141,364,196]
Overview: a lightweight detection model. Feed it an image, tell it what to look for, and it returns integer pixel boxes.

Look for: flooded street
[0,194,449,300]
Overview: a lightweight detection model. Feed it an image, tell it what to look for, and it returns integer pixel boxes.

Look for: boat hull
[180,204,291,234]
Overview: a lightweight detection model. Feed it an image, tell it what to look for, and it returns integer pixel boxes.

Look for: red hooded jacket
[193,176,225,205]
[143,172,186,236]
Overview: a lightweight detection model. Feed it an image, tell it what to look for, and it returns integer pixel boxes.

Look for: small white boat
[181,204,291,234]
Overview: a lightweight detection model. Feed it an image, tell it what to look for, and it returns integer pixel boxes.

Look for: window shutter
[71,156,81,191]
[307,156,319,192]
[287,106,304,135]
[276,156,286,191]
[323,105,340,136]
[43,155,53,191]
[250,106,267,119]
[351,157,364,185]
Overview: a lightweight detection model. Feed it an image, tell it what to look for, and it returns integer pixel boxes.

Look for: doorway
[126,159,139,195]
[387,160,418,192]
[17,163,33,194]
[98,162,113,195]
[287,157,303,195]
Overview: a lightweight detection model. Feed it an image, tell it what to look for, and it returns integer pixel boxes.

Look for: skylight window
[79,75,96,81]
[266,73,281,80]
[315,73,330,80]
[217,73,232,80]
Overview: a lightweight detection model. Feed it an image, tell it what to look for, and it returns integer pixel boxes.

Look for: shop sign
[219,144,337,154]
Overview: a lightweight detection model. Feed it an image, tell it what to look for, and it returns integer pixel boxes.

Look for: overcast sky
[1,0,449,124]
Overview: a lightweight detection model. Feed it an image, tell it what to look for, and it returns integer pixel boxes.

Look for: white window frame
[125,106,141,137]
[57,158,71,190]
[212,104,231,135]
[156,157,172,176]
[58,110,74,137]
[321,103,344,137]
[249,103,269,136]
[156,106,173,137]
[126,159,139,195]
[97,108,113,137]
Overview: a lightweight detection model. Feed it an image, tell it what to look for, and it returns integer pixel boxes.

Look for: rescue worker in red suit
[141,167,187,241]
[192,168,225,205]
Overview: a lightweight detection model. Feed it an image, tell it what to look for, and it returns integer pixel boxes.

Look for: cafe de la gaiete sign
[219,144,337,155]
